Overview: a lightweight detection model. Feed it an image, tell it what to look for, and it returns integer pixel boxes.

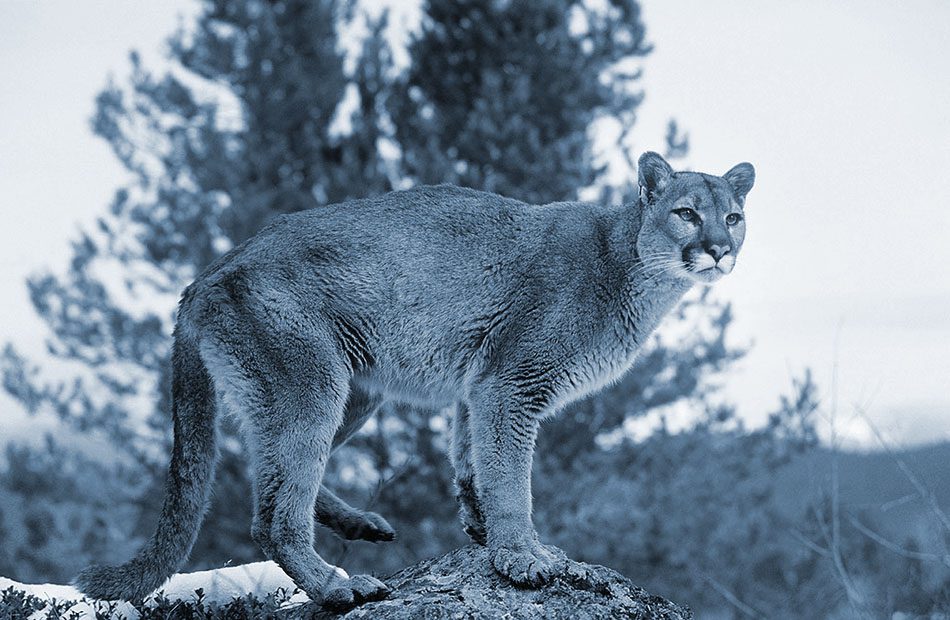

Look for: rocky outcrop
[323,545,691,619]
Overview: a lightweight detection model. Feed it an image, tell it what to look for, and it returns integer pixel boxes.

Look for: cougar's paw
[322,574,390,612]
[490,540,564,588]
[333,510,396,543]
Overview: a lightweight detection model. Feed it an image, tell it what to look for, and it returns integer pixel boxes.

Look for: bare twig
[812,321,868,617]
[856,407,950,536]
[698,571,762,618]
[791,529,831,558]
[880,493,919,513]
[847,515,950,567]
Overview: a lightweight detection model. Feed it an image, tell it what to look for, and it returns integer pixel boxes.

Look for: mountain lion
[76,152,755,609]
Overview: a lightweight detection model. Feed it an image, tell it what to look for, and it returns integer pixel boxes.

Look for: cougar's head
[635,151,755,285]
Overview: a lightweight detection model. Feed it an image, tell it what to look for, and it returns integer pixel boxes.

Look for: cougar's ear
[723,162,755,202]
[637,151,674,203]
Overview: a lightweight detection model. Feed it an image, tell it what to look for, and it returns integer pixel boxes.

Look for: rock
[312,545,691,620]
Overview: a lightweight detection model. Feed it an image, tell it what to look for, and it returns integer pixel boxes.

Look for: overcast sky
[1,0,948,447]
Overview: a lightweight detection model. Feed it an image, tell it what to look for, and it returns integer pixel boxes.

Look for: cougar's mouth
[683,253,734,283]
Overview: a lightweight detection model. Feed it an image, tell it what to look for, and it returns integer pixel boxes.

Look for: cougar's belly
[348,300,485,408]
[351,366,462,409]
[351,332,470,409]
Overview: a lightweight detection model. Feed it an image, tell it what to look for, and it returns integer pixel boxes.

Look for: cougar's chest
[552,337,641,412]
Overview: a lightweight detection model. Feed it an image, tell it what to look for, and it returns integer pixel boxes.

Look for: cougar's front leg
[467,383,563,587]
[449,403,486,544]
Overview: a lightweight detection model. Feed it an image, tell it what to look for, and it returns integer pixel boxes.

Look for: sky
[633,0,950,446]
[0,0,948,448]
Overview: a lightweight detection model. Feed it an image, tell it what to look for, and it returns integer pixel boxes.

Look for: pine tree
[391,0,651,204]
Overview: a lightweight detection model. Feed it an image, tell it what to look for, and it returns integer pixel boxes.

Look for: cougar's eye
[673,208,697,223]
[725,213,743,226]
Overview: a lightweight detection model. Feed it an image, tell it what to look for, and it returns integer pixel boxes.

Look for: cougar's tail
[75,324,218,601]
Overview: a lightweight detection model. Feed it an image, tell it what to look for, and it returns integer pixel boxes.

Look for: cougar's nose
[705,244,731,261]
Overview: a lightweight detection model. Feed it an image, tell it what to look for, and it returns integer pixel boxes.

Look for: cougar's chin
[686,266,725,284]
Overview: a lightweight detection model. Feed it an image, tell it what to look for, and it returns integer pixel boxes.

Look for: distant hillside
[774,440,950,539]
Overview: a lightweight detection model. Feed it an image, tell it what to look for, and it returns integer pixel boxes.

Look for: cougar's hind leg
[315,387,395,543]
[314,386,395,543]
[450,403,486,544]
[315,487,395,543]
[207,322,388,610]
[331,386,384,450]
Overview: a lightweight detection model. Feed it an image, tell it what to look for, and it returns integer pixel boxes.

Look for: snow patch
[1,561,314,619]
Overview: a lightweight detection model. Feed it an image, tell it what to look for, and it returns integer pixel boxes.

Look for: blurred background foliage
[1,0,947,617]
